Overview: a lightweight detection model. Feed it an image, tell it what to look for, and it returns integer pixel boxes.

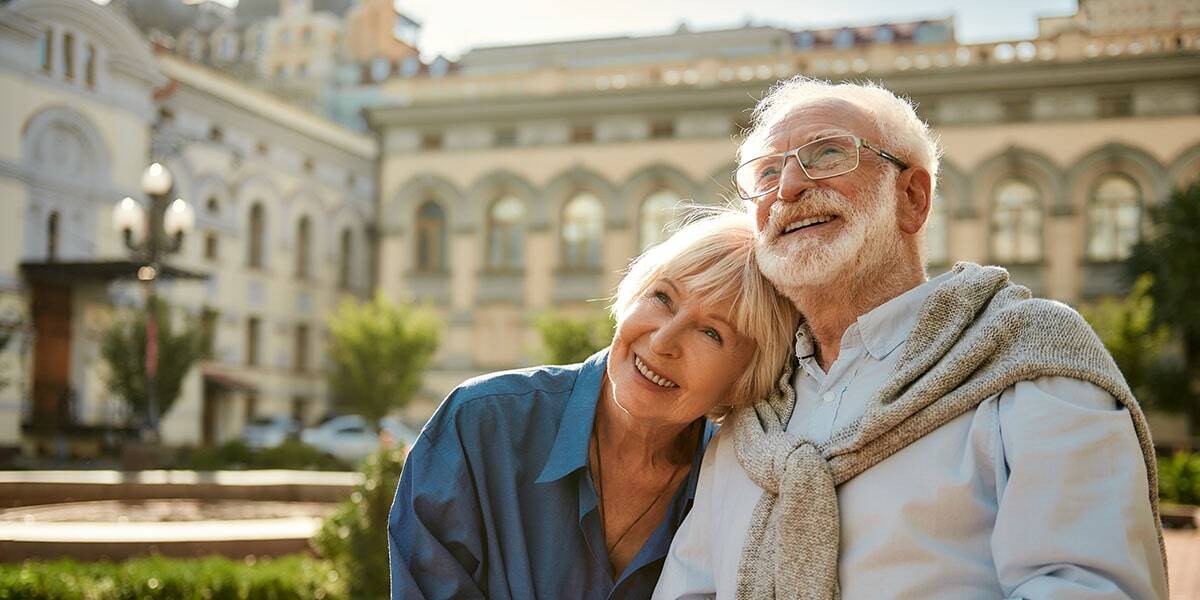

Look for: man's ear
[895,166,932,236]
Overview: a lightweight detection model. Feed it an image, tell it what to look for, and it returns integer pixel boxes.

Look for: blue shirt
[389,349,712,600]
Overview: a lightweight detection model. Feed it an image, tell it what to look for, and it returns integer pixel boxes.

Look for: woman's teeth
[634,355,677,388]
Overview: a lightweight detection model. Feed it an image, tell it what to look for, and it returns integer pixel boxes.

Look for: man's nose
[755,155,815,231]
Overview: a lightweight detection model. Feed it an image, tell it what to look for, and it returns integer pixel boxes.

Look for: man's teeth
[634,355,677,388]
[783,215,834,234]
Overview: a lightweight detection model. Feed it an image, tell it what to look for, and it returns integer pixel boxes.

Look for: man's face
[748,98,903,290]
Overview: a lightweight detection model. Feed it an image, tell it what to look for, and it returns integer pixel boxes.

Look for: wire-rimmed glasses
[733,134,910,200]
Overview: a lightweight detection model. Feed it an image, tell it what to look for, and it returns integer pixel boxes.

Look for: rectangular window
[246,316,260,367]
[291,395,309,424]
[294,323,309,373]
[650,120,675,139]
[244,393,258,423]
[200,307,219,358]
[1099,92,1133,118]
[570,125,595,144]
[39,29,52,73]
[1001,97,1032,123]
[62,32,75,81]
[495,128,518,147]
[84,44,96,88]
[205,233,219,261]
[420,133,443,151]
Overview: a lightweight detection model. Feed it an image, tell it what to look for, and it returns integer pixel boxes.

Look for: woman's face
[607,278,757,426]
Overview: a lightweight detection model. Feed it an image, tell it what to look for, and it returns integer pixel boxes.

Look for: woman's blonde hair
[611,208,800,419]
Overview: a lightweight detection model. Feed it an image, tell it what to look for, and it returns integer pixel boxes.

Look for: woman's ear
[895,166,932,236]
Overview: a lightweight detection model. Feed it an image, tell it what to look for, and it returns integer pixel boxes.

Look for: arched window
[247,202,265,268]
[562,192,603,270]
[1087,174,1141,262]
[640,189,681,251]
[925,193,949,265]
[833,29,855,49]
[295,216,311,280]
[990,179,1042,264]
[415,201,446,273]
[338,228,353,289]
[47,211,59,261]
[487,195,525,271]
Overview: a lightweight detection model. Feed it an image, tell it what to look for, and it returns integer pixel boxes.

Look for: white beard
[755,172,901,294]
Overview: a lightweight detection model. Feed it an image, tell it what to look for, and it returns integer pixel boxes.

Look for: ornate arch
[620,163,700,219]
[935,159,971,219]
[467,170,539,231]
[21,104,111,185]
[1067,143,1169,209]
[970,146,1065,216]
[542,166,621,229]
[1168,143,1200,189]
[386,174,465,234]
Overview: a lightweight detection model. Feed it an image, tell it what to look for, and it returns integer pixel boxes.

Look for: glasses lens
[735,155,784,199]
[796,136,858,179]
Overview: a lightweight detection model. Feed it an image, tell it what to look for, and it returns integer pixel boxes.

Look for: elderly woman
[388,211,799,599]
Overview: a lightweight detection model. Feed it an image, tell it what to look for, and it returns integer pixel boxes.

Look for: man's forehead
[764,97,877,145]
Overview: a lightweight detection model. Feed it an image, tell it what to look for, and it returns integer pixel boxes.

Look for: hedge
[0,554,347,600]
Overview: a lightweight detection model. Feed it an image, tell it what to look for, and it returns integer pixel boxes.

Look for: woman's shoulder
[421,362,589,446]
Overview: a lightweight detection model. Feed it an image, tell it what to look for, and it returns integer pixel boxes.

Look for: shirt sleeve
[652,434,722,600]
[389,424,488,600]
[991,376,1168,600]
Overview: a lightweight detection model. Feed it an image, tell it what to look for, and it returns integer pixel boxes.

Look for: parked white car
[240,415,300,449]
[301,415,421,464]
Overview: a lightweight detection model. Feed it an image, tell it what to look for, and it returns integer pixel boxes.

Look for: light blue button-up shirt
[655,272,1167,599]
[389,349,712,600]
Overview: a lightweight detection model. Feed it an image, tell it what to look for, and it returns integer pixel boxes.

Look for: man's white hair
[739,77,942,197]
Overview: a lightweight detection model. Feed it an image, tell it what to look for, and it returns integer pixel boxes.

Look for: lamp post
[112,162,195,443]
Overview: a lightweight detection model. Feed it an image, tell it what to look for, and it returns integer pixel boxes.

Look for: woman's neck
[595,375,696,469]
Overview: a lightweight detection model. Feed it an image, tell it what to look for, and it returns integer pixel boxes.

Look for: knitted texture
[733,262,1165,600]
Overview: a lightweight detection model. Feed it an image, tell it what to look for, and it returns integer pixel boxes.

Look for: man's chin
[757,244,844,290]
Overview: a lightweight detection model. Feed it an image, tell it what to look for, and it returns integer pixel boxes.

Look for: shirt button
[822,391,837,404]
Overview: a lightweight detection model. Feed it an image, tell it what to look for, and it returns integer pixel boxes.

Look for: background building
[0,0,1197,457]
[366,4,1200,438]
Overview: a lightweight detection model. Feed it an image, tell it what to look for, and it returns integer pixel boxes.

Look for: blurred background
[0,0,1198,597]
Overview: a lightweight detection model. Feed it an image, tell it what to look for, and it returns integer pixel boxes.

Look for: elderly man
[653,78,1168,599]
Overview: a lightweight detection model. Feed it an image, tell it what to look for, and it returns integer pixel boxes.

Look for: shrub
[0,554,345,600]
[313,444,406,598]
[1159,450,1200,505]
[185,440,349,471]
[535,311,615,364]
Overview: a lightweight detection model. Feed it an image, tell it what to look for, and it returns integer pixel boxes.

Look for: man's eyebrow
[762,128,850,153]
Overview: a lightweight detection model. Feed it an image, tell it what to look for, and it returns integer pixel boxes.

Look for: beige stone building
[367,4,1200,436]
[0,0,373,456]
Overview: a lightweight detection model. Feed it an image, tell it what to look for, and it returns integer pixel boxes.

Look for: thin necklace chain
[591,425,686,560]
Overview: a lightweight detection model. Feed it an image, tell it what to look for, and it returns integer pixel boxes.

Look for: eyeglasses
[733,134,910,200]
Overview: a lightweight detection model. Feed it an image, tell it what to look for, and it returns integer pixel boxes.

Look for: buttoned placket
[790,330,867,444]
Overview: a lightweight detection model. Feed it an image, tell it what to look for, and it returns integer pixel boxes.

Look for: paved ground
[1166,528,1200,599]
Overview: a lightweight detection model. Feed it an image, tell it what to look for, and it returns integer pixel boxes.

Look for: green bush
[313,444,406,599]
[0,554,345,600]
[185,440,349,471]
[1159,450,1200,505]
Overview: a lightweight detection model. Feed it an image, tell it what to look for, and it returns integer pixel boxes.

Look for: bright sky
[393,0,1079,60]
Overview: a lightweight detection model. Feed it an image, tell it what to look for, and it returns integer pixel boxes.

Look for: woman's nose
[648,320,682,358]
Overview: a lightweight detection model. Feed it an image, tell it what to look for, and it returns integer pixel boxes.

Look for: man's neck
[791,258,927,371]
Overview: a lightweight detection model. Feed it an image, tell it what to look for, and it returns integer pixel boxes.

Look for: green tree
[326,294,440,424]
[99,298,208,425]
[1127,178,1200,431]
[535,311,615,364]
[1082,275,1186,414]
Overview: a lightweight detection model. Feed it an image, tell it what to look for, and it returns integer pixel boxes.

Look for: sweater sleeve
[991,377,1167,600]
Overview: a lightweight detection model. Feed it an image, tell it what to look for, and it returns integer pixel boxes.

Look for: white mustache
[765,188,852,237]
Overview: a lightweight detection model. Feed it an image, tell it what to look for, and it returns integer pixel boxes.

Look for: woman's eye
[654,291,670,305]
[703,328,723,344]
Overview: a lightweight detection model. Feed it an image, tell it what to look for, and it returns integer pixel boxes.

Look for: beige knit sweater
[732,262,1165,600]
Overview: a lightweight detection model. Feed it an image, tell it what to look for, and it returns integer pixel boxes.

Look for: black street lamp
[112,162,195,442]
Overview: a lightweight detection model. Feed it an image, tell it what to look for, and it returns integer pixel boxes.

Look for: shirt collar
[855,270,953,360]
[535,348,609,484]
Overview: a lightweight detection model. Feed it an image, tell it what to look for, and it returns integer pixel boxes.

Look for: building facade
[367,9,1200,436]
[0,0,374,455]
